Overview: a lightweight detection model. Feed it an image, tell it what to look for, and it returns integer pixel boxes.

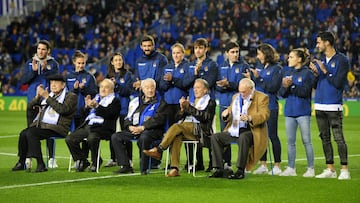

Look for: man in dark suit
[66,78,120,172]
[209,78,270,179]
[12,74,77,172]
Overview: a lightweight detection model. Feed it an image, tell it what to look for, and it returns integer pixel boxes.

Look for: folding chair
[165,140,199,177]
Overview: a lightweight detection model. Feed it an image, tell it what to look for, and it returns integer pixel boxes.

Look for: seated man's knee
[87,133,99,144]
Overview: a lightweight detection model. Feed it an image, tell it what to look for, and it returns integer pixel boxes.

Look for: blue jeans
[285,116,314,169]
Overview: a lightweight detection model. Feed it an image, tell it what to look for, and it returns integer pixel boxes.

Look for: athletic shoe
[279,167,296,176]
[48,158,58,168]
[268,166,282,175]
[338,169,351,180]
[303,168,315,178]
[315,168,337,178]
[224,162,232,170]
[104,159,117,167]
[252,165,268,174]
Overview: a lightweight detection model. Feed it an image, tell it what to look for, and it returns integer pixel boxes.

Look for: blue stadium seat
[11,53,23,64]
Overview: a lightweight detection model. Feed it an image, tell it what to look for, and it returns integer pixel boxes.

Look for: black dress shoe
[35,164,48,173]
[228,170,245,179]
[209,169,224,178]
[12,162,25,171]
[114,166,134,174]
[205,167,213,172]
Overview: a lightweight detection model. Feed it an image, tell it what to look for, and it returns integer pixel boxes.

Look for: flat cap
[47,74,66,82]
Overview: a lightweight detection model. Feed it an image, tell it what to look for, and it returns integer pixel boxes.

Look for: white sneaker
[338,169,351,180]
[72,160,80,169]
[48,158,58,168]
[104,159,117,167]
[268,166,282,175]
[252,165,268,174]
[25,158,32,171]
[224,162,232,170]
[315,168,337,178]
[279,167,296,176]
[303,168,315,178]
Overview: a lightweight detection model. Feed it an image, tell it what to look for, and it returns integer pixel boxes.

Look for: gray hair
[194,78,210,93]
[100,78,115,90]
[240,78,255,89]
[141,78,156,89]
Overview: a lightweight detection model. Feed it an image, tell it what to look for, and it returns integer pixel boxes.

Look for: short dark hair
[317,31,335,46]
[193,38,209,48]
[224,41,240,52]
[141,35,155,46]
[38,40,51,50]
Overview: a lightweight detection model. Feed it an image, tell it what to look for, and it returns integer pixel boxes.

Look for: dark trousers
[219,106,231,165]
[315,110,348,165]
[109,114,128,161]
[259,109,281,163]
[112,129,163,172]
[65,127,89,162]
[65,125,111,165]
[21,126,61,163]
[211,130,253,171]
[26,108,56,159]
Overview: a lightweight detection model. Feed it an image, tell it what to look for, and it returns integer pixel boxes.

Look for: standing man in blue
[20,40,59,168]
[309,31,351,180]
[183,38,218,172]
[216,42,250,169]
[21,40,59,126]
[132,34,168,92]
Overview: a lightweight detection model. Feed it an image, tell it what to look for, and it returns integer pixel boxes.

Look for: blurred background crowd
[0,0,359,98]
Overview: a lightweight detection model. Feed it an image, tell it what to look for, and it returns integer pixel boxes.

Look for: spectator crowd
[0,0,359,98]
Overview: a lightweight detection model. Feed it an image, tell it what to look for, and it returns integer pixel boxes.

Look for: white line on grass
[0,135,18,138]
[0,172,161,190]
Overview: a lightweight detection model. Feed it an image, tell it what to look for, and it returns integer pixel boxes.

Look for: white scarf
[227,94,252,137]
[32,54,54,75]
[184,94,211,123]
[125,96,140,120]
[86,93,115,125]
[40,87,67,125]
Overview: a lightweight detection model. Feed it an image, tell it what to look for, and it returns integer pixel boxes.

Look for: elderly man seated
[209,78,270,180]
[12,74,77,172]
[111,78,167,175]
[66,78,120,172]
[144,78,216,177]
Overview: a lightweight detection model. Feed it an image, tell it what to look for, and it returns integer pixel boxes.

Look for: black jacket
[85,97,121,138]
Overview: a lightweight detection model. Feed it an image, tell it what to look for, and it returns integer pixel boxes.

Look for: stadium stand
[0,0,359,98]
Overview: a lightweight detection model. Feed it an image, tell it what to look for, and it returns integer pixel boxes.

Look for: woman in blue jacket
[245,43,283,175]
[279,48,316,177]
[105,52,135,167]
[67,50,98,127]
